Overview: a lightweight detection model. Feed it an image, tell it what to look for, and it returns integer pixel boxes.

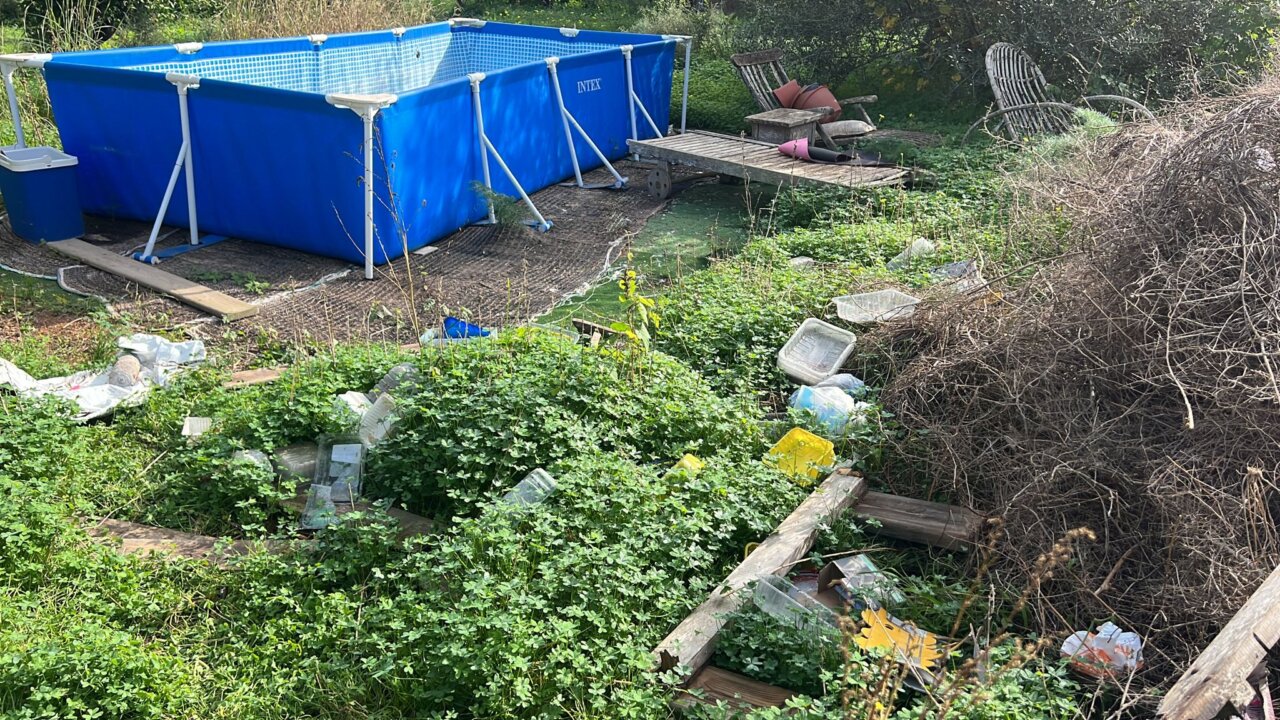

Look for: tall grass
[208,0,452,41]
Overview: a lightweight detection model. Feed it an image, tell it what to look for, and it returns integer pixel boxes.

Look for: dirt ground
[0,162,679,366]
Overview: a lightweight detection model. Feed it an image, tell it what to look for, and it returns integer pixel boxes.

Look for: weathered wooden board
[653,469,868,678]
[853,491,984,551]
[1159,562,1280,719]
[675,666,795,711]
[280,493,435,540]
[48,238,258,321]
[88,518,265,563]
[629,130,909,191]
[223,366,285,388]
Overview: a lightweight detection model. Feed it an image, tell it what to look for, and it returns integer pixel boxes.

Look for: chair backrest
[984,43,1071,139]
[730,49,790,112]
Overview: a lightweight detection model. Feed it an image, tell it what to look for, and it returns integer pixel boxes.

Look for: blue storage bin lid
[0,146,77,172]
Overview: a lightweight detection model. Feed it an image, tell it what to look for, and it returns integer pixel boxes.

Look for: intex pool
[38,20,683,275]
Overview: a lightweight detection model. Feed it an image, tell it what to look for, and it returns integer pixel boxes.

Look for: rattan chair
[729,48,878,147]
[966,43,1154,142]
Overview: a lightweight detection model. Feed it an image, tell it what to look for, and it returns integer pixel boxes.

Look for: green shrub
[678,57,757,134]
[369,330,763,517]
[715,602,841,697]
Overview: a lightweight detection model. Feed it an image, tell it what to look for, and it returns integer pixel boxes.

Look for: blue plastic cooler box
[0,145,84,242]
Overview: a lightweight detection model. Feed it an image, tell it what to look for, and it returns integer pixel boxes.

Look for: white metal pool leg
[680,37,692,134]
[468,72,552,232]
[0,54,53,150]
[621,45,664,143]
[138,73,204,263]
[327,92,397,280]
[546,57,626,190]
[309,35,327,93]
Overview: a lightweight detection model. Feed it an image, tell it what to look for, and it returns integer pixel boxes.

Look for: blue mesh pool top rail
[61,21,660,96]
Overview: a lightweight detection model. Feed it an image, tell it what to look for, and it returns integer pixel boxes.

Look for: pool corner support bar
[468,72,553,233]
[545,57,627,191]
[0,52,52,149]
[326,92,398,280]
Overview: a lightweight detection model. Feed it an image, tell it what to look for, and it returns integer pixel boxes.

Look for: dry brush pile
[870,80,1280,701]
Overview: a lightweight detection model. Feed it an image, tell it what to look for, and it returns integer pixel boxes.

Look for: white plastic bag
[1060,622,1143,678]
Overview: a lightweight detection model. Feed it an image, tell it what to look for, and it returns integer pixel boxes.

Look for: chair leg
[815,123,839,149]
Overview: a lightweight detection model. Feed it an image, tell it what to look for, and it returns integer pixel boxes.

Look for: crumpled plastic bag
[789,385,873,436]
[1060,622,1143,678]
[0,333,205,421]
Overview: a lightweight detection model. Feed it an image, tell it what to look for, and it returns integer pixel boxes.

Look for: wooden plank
[675,666,795,711]
[1159,562,1280,720]
[223,366,285,388]
[852,491,984,551]
[653,469,868,678]
[48,238,258,321]
[87,518,273,564]
[630,136,909,192]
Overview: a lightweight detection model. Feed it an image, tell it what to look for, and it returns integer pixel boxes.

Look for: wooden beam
[87,518,271,564]
[1159,562,1280,720]
[223,366,285,388]
[675,666,795,712]
[653,469,867,678]
[280,493,435,540]
[852,491,984,551]
[48,238,258,321]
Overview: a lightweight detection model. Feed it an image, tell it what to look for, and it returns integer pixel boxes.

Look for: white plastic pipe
[681,38,692,134]
[175,82,199,245]
[2,65,23,148]
[621,45,637,141]
[481,133,550,231]
[140,139,189,261]
[469,73,497,225]
[546,58,583,187]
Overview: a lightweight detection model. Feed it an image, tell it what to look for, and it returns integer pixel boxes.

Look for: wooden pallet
[49,238,258,321]
[675,666,795,711]
[854,492,985,551]
[628,130,910,199]
[87,518,270,564]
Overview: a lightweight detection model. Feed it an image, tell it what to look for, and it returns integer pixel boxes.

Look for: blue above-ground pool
[42,20,678,269]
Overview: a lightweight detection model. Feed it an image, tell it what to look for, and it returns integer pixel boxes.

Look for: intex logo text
[576,78,603,93]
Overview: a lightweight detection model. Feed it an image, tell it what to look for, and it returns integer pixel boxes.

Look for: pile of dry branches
[874,80,1280,699]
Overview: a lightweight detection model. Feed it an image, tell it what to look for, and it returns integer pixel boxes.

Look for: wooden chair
[967,43,1155,142]
[729,49,878,147]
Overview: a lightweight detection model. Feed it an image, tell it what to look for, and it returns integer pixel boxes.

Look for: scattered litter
[930,260,986,295]
[856,607,944,673]
[314,436,365,505]
[886,238,936,269]
[358,394,399,447]
[751,575,838,630]
[668,454,706,476]
[274,441,318,482]
[232,449,273,473]
[765,427,836,484]
[788,385,871,436]
[181,416,213,438]
[777,318,857,385]
[371,362,421,399]
[1060,622,1143,679]
[789,256,816,269]
[299,484,338,530]
[444,316,490,339]
[334,390,374,421]
[0,333,205,421]
[818,554,906,611]
[500,468,558,507]
[815,373,866,398]
[834,289,920,323]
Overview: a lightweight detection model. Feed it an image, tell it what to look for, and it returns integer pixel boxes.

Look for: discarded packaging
[886,238,936,269]
[314,437,365,504]
[232,449,273,473]
[500,468,558,507]
[371,362,421,399]
[815,373,866,398]
[765,427,836,484]
[777,318,857,386]
[0,333,205,421]
[669,454,706,476]
[752,575,838,630]
[930,260,986,295]
[818,554,907,611]
[856,607,944,673]
[299,483,338,530]
[182,416,212,438]
[789,256,816,269]
[834,289,920,324]
[1060,622,1143,678]
[274,441,318,482]
[788,385,869,436]
[358,393,399,447]
[333,390,374,427]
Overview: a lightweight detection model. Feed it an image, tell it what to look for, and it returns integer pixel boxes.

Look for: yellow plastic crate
[765,427,835,483]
